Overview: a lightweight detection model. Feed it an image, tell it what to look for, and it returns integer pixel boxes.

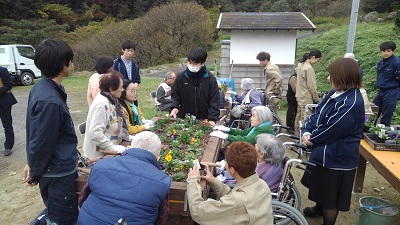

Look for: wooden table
[353,139,400,193]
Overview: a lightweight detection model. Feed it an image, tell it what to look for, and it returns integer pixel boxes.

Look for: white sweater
[83,94,123,159]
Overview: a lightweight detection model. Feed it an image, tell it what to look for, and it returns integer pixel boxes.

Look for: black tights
[313,203,339,225]
[322,207,339,225]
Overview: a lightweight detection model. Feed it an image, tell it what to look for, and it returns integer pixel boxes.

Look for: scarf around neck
[100,91,129,141]
[128,101,141,125]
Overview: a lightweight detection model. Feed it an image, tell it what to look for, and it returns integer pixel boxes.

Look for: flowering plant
[218,80,228,93]
[151,114,212,181]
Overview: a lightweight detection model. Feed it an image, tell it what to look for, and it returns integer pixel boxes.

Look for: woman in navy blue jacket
[301,58,364,225]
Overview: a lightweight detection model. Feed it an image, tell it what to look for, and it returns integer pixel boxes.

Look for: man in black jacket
[0,66,17,156]
[170,47,219,126]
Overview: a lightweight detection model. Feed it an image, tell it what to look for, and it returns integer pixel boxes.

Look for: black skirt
[306,165,356,211]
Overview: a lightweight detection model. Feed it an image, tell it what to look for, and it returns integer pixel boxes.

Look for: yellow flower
[204,119,209,123]
[168,150,173,155]
[173,130,177,135]
[165,154,172,162]
[178,164,184,171]
[191,137,196,145]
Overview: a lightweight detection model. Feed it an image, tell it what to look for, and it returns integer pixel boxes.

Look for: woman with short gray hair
[255,133,285,192]
[211,106,275,145]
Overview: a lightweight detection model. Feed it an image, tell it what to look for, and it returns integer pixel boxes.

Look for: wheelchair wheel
[282,184,301,210]
[272,200,309,225]
[272,112,282,134]
[278,172,301,210]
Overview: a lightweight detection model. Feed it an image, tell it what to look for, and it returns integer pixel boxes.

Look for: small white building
[217,12,316,94]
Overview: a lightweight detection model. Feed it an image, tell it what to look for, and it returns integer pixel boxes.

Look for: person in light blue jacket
[301,58,364,225]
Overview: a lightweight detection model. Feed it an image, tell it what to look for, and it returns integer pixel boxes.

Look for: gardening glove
[144,123,153,130]
[111,145,126,153]
[142,119,155,127]
[213,125,230,132]
[210,131,228,140]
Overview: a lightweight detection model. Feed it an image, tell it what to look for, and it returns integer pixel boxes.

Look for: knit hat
[240,78,255,90]
[344,53,358,62]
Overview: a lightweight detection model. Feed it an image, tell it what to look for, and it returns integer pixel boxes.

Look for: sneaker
[4,148,12,156]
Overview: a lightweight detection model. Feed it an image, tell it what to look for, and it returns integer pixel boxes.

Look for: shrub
[72,2,213,71]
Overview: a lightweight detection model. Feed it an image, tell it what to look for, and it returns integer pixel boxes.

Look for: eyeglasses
[128,89,137,94]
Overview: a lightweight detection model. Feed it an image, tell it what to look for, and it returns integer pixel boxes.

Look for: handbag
[230,105,243,118]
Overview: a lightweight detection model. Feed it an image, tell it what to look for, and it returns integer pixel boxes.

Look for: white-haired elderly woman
[155,71,177,112]
[229,78,264,124]
[255,133,285,192]
[211,106,275,145]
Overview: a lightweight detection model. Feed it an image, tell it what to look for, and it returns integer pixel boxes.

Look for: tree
[362,0,394,13]
[138,2,213,65]
[39,4,77,31]
[271,0,289,12]
[0,19,68,47]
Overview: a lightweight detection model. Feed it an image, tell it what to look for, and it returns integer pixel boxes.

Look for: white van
[0,44,42,85]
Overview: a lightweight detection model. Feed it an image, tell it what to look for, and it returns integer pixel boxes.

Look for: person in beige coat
[294,50,322,136]
[256,51,283,112]
[187,141,273,225]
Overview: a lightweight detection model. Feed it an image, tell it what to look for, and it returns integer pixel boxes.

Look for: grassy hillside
[296,22,400,123]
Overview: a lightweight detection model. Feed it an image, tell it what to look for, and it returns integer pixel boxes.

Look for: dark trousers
[373,88,400,126]
[0,106,14,149]
[38,172,78,225]
[286,102,297,130]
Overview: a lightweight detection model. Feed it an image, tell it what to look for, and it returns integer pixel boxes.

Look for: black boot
[303,205,323,217]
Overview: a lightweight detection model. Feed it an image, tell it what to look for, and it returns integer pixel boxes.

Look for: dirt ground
[0,84,399,224]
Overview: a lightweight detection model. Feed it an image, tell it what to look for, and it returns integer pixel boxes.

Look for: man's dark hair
[34,38,74,78]
[94,56,114,74]
[121,40,136,51]
[224,142,257,178]
[99,70,123,92]
[187,47,207,63]
[380,41,396,51]
[309,50,322,59]
[256,52,271,61]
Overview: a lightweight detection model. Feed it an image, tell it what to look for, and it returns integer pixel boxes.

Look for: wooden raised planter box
[75,118,221,225]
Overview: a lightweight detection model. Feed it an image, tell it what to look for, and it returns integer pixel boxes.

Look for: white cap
[344,53,358,62]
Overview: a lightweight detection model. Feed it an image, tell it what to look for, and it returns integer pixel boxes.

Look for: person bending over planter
[119,79,154,135]
[83,70,129,160]
[170,47,219,126]
[78,131,171,225]
[211,105,275,145]
[187,141,273,225]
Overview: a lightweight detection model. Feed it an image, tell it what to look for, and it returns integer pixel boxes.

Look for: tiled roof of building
[217,12,316,31]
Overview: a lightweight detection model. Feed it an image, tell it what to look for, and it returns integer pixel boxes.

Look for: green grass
[297,22,400,123]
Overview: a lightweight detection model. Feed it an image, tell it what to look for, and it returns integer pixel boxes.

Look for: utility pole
[346,0,360,53]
